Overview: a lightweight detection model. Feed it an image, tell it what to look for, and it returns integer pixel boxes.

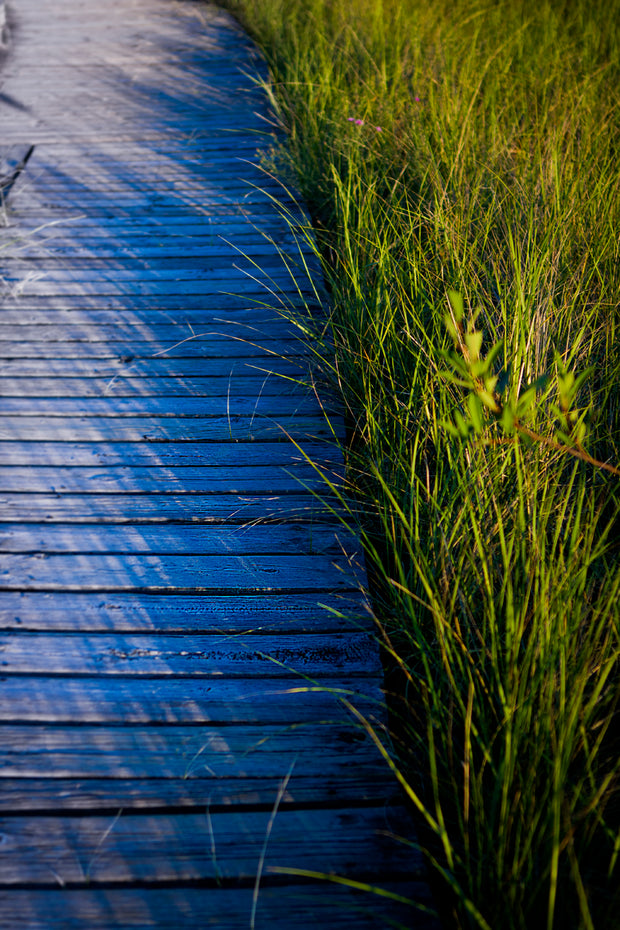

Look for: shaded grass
[217,0,620,926]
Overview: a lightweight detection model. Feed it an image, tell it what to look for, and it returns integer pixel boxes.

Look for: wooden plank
[0,494,346,524]
[0,464,340,496]
[1,223,307,244]
[11,183,292,202]
[1,240,315,260]
[0,552,364,592]
[0,590,371,632]
[0,376,311,397]
[3,258,306,277]
[0,279,314,298]
[1,212,305,231]
[0,772,393,812]
[0,440,337,467]
[0,883,436,930]
[0,340,311,358]
[0,723,382,779]
[0,631,376,675]
[0,357,312,378]
[0,676,380,724]
[0,807,421,886]
[0,322,309,343]
[0,415,340,442]
[0,396,334,418]
[0,209,315,234]
[0,307,313,326]
[0,464,341,495]
[0,523,356,555]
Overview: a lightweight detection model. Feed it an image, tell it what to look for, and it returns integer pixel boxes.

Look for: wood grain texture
[0,0,435,925]
[0,885,439,930]
[0,807,422,885]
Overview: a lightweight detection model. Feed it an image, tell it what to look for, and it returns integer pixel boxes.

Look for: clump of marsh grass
[219,0,620,926]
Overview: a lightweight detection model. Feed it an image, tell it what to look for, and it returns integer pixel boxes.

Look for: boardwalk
[0,1,436,926]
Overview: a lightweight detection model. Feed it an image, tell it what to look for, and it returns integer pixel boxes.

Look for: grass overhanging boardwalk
[0,1,436,926]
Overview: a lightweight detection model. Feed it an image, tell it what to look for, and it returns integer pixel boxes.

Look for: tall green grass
[217,0,620,926]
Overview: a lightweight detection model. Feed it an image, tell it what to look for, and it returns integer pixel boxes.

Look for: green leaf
[465,330,483,362]
[470,359,488,378]
[448,290,464,322]
[454,410,472,438]
[468,393,484,432]
[478,389,500,412]
[443,313,459,341]
[438,370,472,389]
[501,405,516,434]
[575,420,587,444]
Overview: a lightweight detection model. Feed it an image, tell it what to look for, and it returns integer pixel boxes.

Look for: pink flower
[348,117,365,125]
[375,126,383,132]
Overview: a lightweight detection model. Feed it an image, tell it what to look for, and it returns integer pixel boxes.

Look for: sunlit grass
[218,0,620,926]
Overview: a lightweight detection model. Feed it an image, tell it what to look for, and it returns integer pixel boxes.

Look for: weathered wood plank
[0,463,340,495]
[0,723,381,779]
[0,553,363,592]
[0,464,340,496]
[0,357,311,377]
[0,590,370,632]
[0,439,337,467]
[0,415,340,442]
[0,884,436,930]
[0,523,356,555]
[0,807,421,886]
[0,323,309,343]
[0,279,313,298]
[0,631,376,675]
[0,676,379,724]
[0,340,311,358]
[0,307,313,326]
[0,773,392,812]
[0,375,311,397]
[0,396,334,417]
[0,494,345,524]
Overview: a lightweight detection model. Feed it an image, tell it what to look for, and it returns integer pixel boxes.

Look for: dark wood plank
[0,463,340,494]
[0,807,421,885]
[0,357,311,377]
[0,307,313,326]
[0,493,345,523]
[0,415,340,442]
[0,590,371,632]
[0,375,311,397]
[0,464,340,495]
[0,773,394,812]
[0,523,357,555]
[0,552,364,592]
[0,723,382,779]
[0,440,337,467]
[0,675,380,723]
[0,323,308,343]
[0,884,436,930]
[0,396,333,417]
[0,340,312,358]
[0,631,376,675]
